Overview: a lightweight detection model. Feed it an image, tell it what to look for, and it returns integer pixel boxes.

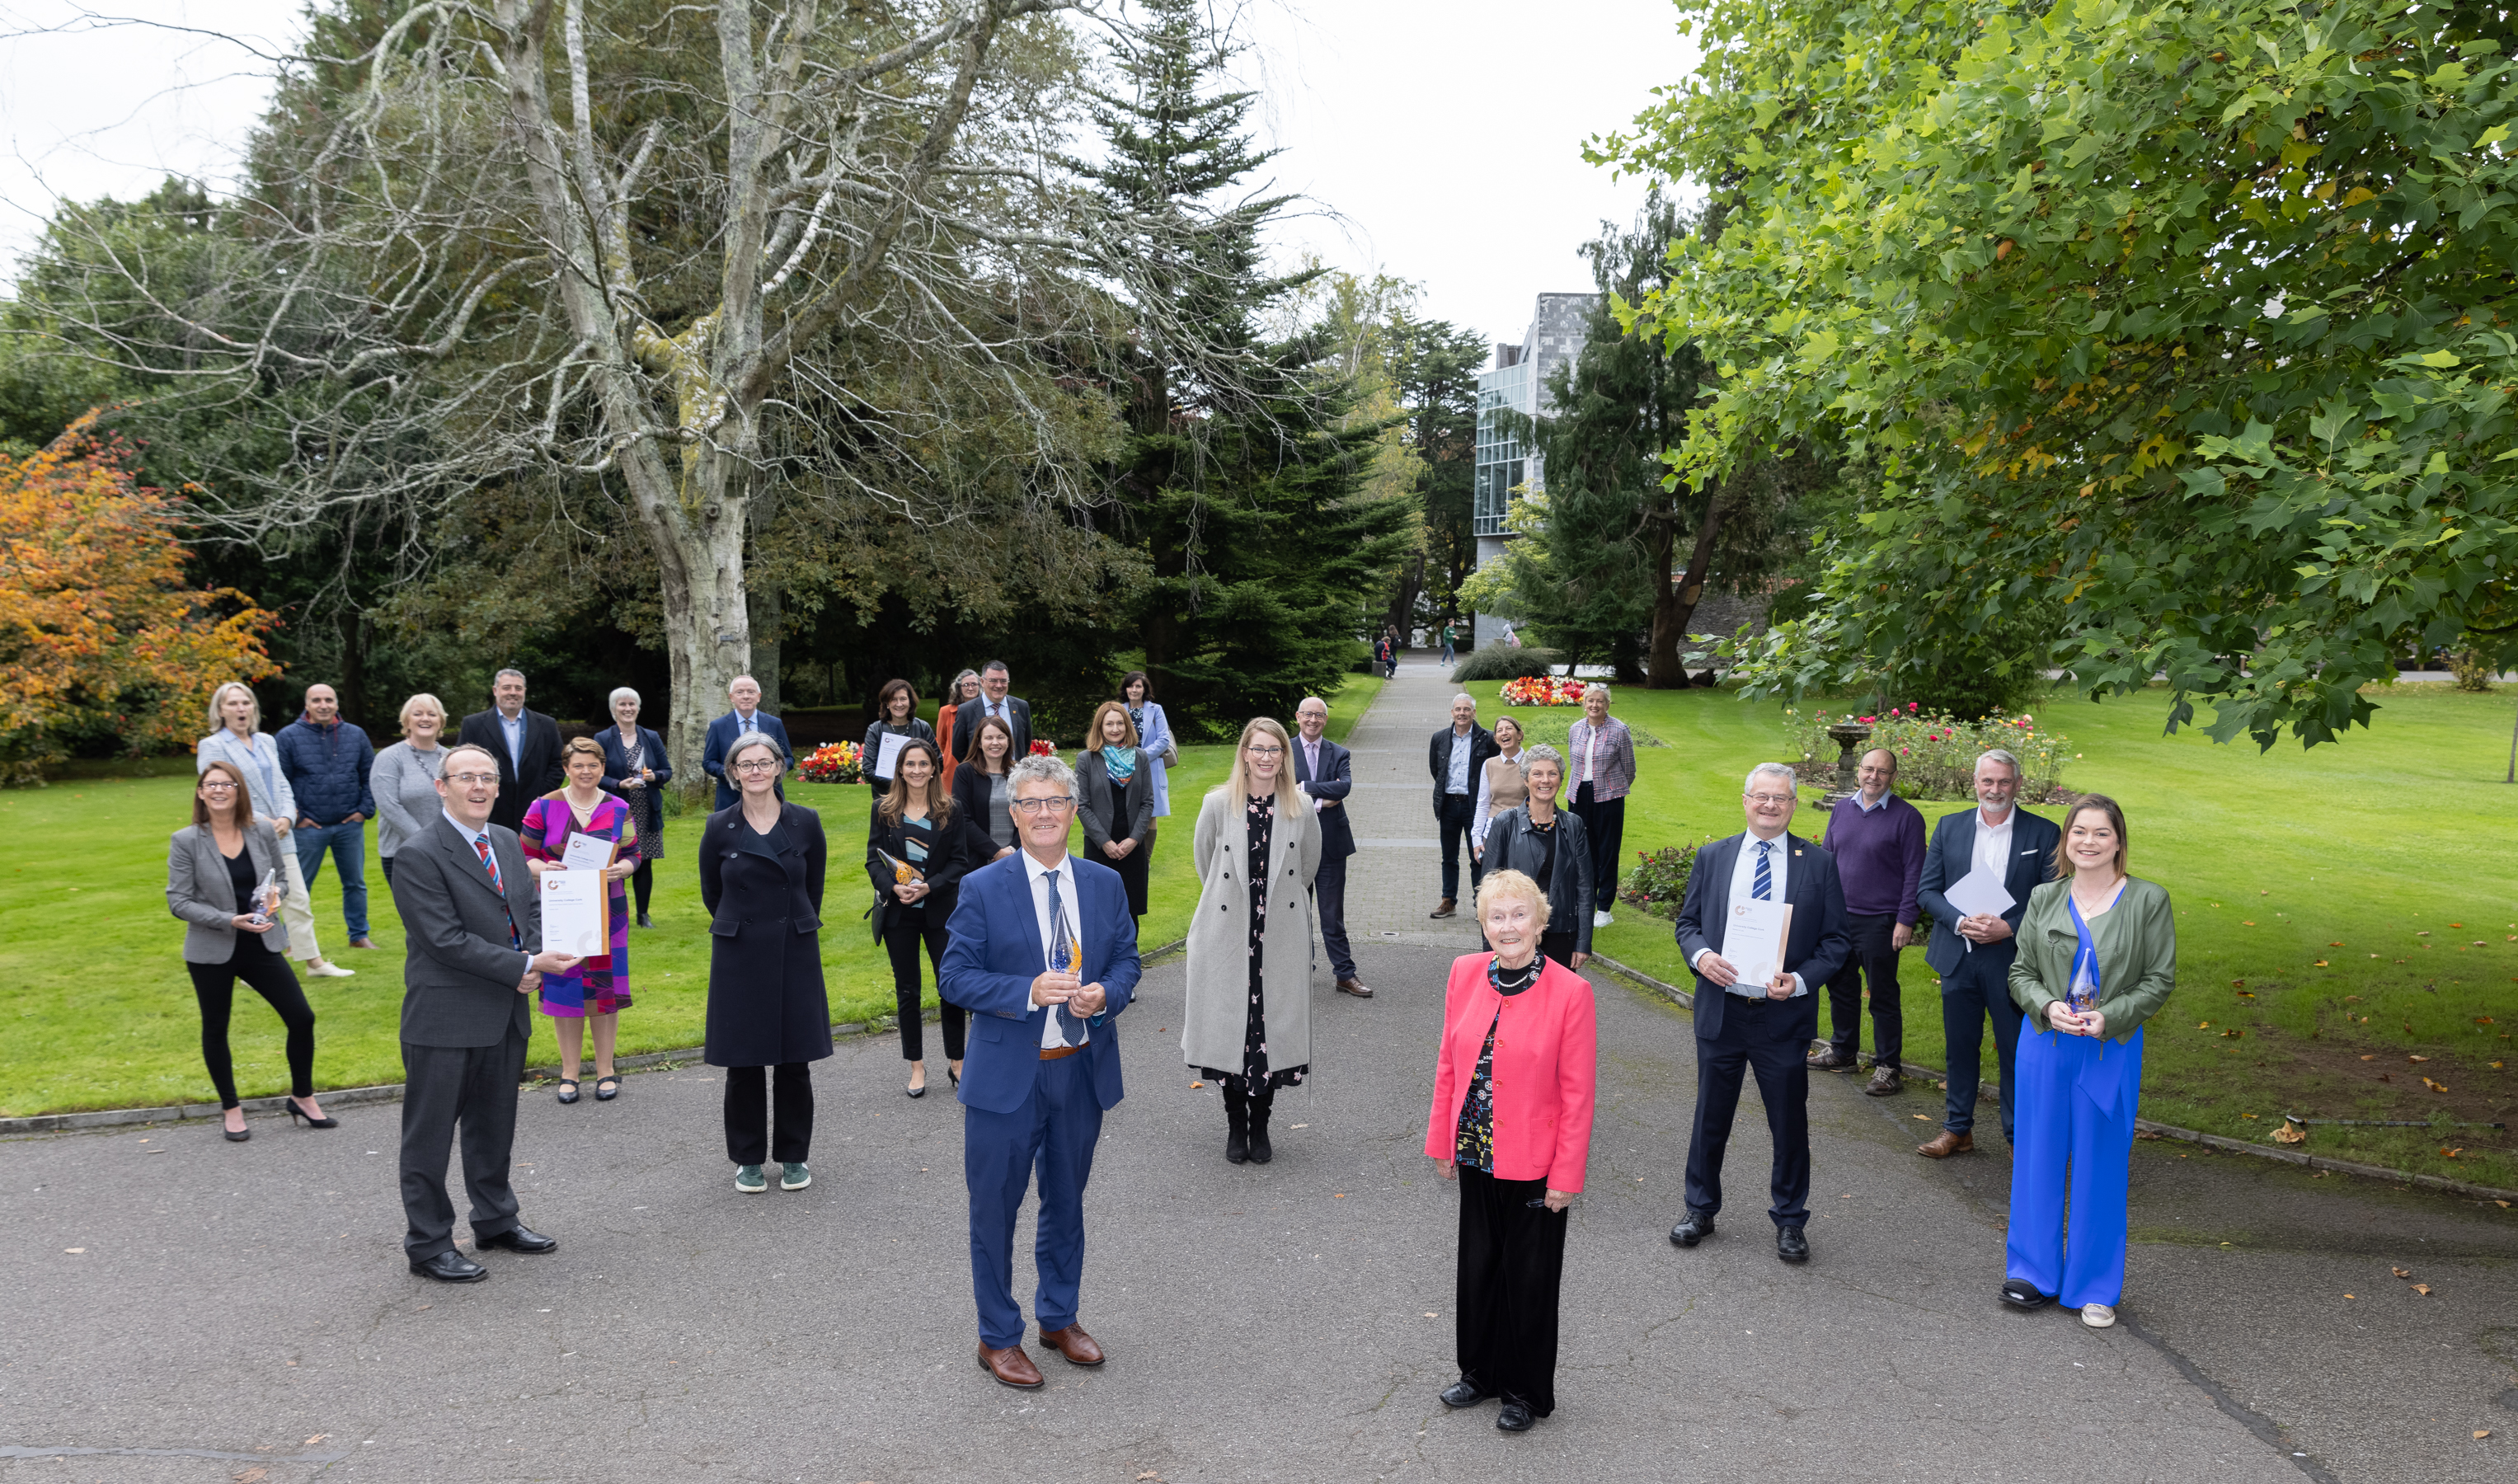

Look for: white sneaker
[2079,1303,2116,1329]
[1593,910,1613,928]
[305,960,357,979]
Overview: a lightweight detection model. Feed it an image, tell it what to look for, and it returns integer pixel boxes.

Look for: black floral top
[1454,954,1541,1170]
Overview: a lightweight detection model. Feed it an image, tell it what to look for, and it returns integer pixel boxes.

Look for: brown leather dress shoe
[1038,1323,1105,1365]
[1916,1129,1975,1158]
[978,1343,1044,1388]
[1336,977,1374,998]
[1429,899,1457,919]
[348,937,382,951]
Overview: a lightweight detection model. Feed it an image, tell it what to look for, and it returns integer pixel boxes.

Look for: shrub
[1620,843,1698,920]
[1783,702,2075,801]
[2450,649,2497,693]
[1450,641,1559,683]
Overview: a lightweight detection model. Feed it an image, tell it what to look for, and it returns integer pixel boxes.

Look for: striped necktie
[1752,838,1773,901]
[474,834,521,949]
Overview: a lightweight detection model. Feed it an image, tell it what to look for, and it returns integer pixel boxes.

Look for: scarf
[1100,744,1138,784]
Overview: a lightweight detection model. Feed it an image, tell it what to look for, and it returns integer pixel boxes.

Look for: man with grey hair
[455,669,563,833]
[1292,696,1369,997]
[1913,748,2061,1158]
[1426,692,1498,918]
[702,674,793,810]
[1670,763,1851,1265]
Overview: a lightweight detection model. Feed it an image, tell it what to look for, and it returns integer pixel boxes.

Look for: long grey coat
[1181,787,1322,1074]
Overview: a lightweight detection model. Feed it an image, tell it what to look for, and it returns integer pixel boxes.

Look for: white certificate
[1943,867,2016,922]
[875,730,912,781]
[560,832,617,873]
[538,870,608,957]
[1721,897,1794,987]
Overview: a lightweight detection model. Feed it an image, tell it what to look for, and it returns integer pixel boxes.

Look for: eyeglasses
[199,781,237,792]
[446,771,501,787]
[1010,796,1076,815]
[734,758,783,774]
[1745,792,1795,806]
[1244,744,1284,757]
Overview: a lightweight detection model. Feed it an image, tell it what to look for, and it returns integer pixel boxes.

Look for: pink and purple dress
[520,793,634,1017]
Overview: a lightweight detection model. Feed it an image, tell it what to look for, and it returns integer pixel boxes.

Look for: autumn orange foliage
[0,410,276,785]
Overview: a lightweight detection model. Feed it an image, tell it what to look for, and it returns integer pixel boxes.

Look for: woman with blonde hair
[371,693,449,888]
[195,682,349,978]
[520,738,640,1103]
[1182,717,1321,1164]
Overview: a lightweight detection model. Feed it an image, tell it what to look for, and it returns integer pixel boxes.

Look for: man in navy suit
[948,660,1033,762]
[1670,763,1851,1265]
[1913,748,2062,1158]
[940,752,1140,1390]
[700,675,793,810]
[1292,695,1370,998]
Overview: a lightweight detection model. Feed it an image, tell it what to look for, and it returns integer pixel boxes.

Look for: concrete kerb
[0,933,1193,1139]
[1586,950,2518,1206]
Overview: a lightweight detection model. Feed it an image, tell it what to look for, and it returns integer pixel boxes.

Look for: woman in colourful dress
[521,738,639,1103]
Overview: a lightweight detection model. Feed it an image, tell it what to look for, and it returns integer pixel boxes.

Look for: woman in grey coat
[1183,717,1321,1165]
[1478,745,1592,970]
[370,693,449,885]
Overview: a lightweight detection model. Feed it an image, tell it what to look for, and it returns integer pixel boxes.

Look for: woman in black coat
[1075,700,1157,923]
[948,713,1021,861]
[866,739,994,1098]
[697,730,830,1195]
[860,678,935,803]
[1477,744,1592,970]
[596,688,673,926]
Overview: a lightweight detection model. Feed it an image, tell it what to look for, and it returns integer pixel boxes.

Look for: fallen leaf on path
[1333,1193,1346,1198]
[2242,1112,2258,1120]
[2476,1430,2492,1440]
[1913,1113,1931,1120]
[2498,1200,2512,1209]
[234,1472,267,1484]
[63,1247,82,1254]
[2441,1148,2464,1158]
[2198,1021,2212,1029]
[2313,960,2329,967]
[1189,1081,1204,1089]
[2329,942,2344,947]
[2361,1054,2379,1061]
[303,1437,327,1448]
[2393,1266,2412,1278]
[2344,1293,2356,1299]
[2478,1017,2497,1025]
[2413,1283,2433,1295]
[2222,1029,2245,1038]
[2232,979,2246,987]
[2417,931,2431,937]
[2271,1124,2305,1144]
[2423,1077,2450,1092]
[2410,1054,2431,1062]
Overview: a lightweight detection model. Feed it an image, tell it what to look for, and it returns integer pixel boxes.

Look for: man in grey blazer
[388,742,580,1282]
[1912,748,2062,1158]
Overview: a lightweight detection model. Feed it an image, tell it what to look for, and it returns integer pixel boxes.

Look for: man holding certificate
[1670,763,1850,1265]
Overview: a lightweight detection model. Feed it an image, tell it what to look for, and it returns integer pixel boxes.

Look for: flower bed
[1784,702,2075,801]
[1028,738,1056,757]
[798,740,862,785]
[1619,843,1698,920]
[1499,675,1587,707]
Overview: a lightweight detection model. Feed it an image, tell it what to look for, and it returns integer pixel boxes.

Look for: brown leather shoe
[348,937,383,951]
[1336,977,1374,998]
[1806,1046,1856,1070]
[1916,1129,1975,1159]
[1865,1066,1904,1096]
[1429,899,1457,919]
[1038,1323,1105,1366]
[977,1343,1044,1388]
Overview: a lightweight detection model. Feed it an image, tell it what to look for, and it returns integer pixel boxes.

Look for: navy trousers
[1682,995,1812,1229]
[1940,953,2021,1139]
[1313,853,1356,979]
[965,1053,1103,1349]
[1435,793,1478,901]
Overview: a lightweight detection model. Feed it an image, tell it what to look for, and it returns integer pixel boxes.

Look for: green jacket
[2007,876,2177,1041]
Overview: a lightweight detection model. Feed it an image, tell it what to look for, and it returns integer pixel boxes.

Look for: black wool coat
[698,801,832,1068]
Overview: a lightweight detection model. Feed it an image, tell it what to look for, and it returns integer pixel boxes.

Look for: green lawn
[1562,680,2516,1190]
[0,675,1379,1118]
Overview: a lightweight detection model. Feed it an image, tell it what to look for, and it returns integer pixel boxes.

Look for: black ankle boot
[1223,1087,1249,1164]
[1247,1091,1275,1164]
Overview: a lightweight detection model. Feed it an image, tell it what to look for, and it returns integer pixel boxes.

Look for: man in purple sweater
[1809,749,1924,1094]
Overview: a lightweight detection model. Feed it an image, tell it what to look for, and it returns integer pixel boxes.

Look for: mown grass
[0,675,1379,1118]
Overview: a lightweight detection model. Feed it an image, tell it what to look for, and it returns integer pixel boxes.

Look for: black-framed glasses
[734,758,783,774]
[1009,796,1075,815]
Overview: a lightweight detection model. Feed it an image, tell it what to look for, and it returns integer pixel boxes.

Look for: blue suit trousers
[964,1052,1102,1348]
[1938,953,2019,1139]
[2005,1024,2143,1308]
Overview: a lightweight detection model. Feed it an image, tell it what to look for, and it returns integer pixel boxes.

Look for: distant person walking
[372,695,449,890]
[862,679,936,801]
[1074,702,1156,926]
[456,669,564,833]
[521,739,640,1105]
[1440,622,1458,666]
[1563,685,1635,930]
[277,683,378,952]
[1427,693,1499,919]
[700,675,792,811]
[1811,748,1926,1095]
[197,682,348,979]
[596,688,672,928]
[166,761,333,1142]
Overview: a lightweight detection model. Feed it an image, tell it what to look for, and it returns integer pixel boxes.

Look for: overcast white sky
[0,0,1698,366]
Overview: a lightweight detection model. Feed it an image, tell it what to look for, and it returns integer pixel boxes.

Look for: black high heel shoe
[284,1097,339,1129]
[223,1117,251,1143]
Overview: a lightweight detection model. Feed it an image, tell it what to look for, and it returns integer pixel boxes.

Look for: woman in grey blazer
[167,762,335,1142]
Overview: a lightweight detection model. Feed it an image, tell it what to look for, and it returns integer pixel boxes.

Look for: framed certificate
[1721,897,1793,987]
[538,870,608,956]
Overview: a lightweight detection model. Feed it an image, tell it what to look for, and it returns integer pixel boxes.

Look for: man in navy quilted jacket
[278,683,380,954]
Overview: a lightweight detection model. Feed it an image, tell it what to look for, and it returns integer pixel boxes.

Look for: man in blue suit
[700,675,793,810]
[1292,695,1370,998]
[1670,763,1852,1265]
[1913,747,2062,1158]
[940,752,1140,1390]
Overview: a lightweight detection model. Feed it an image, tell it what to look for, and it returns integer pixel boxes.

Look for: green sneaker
[735,1163,767,1193]
[778,1161,812,1191]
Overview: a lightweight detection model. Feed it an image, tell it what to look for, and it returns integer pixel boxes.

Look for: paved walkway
[3,660,2511,1482]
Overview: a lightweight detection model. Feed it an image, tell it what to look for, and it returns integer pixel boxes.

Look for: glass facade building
[1470,294,1600,647]
[1473,359,1532,538]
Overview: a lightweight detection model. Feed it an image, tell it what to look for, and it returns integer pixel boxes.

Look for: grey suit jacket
[167,821,292,963]
[388,811,541,1048]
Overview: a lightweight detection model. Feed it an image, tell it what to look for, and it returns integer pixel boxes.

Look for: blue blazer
[702,711,793,810]
[1915,806,2062,977]
[1291,736,1355,859]
[939,852,1141,1115]
[1673,831,1852,1044]
[595,725,673,794]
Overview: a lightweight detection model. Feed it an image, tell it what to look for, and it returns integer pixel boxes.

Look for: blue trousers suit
[2005,1021,2144,1308]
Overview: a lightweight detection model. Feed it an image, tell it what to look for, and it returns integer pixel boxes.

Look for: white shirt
[1694,830,1809,998]
[1020,849,1088,1048]
[1972,805,2016,884]
[1445,727,1474,795]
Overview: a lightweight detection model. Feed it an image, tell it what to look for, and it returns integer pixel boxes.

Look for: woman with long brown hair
[1074,700,1156,926]
[948,712,1022,860]
[862,678,936,803]
[867,739,993,1097]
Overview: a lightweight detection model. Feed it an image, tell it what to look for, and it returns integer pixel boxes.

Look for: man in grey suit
[388,741,581,1282]
[1913,747,2061,1158]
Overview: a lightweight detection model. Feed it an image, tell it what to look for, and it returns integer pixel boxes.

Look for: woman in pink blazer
[1422,868,1598,1433]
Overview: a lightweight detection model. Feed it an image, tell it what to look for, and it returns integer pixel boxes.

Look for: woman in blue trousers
[2001,793,2176,1329]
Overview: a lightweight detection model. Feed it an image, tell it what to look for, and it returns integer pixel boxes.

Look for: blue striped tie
[1752,838,1773,901]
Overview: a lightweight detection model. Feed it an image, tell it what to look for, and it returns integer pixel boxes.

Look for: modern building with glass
[1469,292,1597,648]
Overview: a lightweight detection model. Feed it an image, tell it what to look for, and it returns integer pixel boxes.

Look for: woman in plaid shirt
[1564,685,1637,928]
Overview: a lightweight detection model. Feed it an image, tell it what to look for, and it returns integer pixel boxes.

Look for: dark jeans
[399,1020,528,1261]
[724,1063,815,1165]
[1941,954,2020,1139]
[1825,912,1905,1068]
[1568,784,1624,912]
[1435,792,1479,901]
[1313,852,1356,979]
[1456,1165,1569,1416]
[1684,995,1812,1228]
[884,912,967,1064]
[187,944,314,1108]
[294,819,369,938]
[1539,931,1581,970]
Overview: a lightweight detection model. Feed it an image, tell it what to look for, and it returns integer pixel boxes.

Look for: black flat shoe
[410,1250,486,1282]
[594,1076,619,1101]
[554,1079,580,1105]
[285,1098,338,1129]
[476,1224,557,1255]
[2001,1278,2055,1311]
[1670,1210,1712,1247]
[1496,1402,1535,1432]
[1439,1379,1492,1409]
[1777,1225,1811,1264]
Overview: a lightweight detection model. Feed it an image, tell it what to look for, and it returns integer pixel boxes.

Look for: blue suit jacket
[1292,736,1355,859]
[940,852,1140,1115]
[1914,806,2063,977]
[1674,831,1852,1044]
[702,711,793,810]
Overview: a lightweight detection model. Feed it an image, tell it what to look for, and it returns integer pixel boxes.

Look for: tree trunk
[1650,483,1726,688]
[748,477,783,716]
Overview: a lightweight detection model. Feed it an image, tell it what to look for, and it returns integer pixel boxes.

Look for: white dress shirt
[1694,830,1809,997]
[1020,849,1088,1048]
[1971,805,2016,883]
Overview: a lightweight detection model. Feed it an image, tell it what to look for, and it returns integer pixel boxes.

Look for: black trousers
[1456,1165,1570,1416]
[1539,931,1581,970]
[399,1019,529,1261]
[1111,824,1153,920]
[631,861,653,917]
[883,913,966,1063]
[1435,792,1480,901]
[725,1063,815,1164]
[1683,996,1813,1228]
[1825,912,1905,1067]
[1568,784,1625,910]
[1313,852,1356,979]
[187,945,315,1108]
